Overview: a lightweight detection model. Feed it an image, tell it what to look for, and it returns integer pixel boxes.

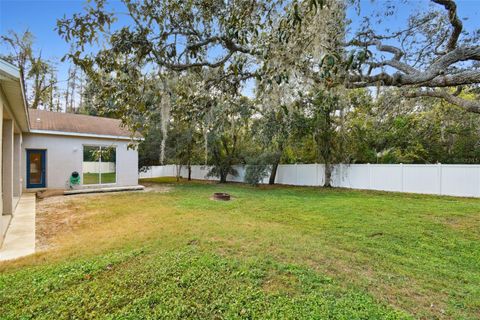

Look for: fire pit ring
[213,192,231,201]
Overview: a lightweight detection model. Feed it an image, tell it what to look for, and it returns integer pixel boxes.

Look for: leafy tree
[1,30,55,109]
[163,125,195,182]
[344,0,480,112]
[272,0,346,186]
[138,113,163,171]
[55,0,480,187]
[293,89,346,187]
[56,0,283,81]
[166,76,204,180]
[288,0,480,113]
[340,88,480,164]
[206,95,254,183]
[251,106,292,184]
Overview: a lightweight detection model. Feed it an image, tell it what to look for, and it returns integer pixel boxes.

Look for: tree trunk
[31,93,41,110]
[78,71,84,110]
[188,165,192,181]
[65,65,71,112]
[324,162,333,188]
[56,93,61,112]
[49,78,54,111]
[70,66,77,112]
[269,160,279,185]
[175,164,182,182]
[320,105,334,188]
[220,170,228,183]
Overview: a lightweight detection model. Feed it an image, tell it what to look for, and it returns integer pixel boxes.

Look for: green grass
[0,249,408,319]
[83,172,116,184]
[1,178,479,319]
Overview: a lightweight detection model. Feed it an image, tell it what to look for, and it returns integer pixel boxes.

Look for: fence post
[437,163,442,195]
[367,163,372,189]
[295,163,298,185]
[340,163,344,187]
[400,163,404,192]
[477,166,480,197]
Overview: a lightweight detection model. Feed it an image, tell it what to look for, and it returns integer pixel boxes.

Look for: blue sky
[1,0,479,94]
[0,0,127,84]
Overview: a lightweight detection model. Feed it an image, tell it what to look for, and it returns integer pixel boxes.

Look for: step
[64,185,145,195]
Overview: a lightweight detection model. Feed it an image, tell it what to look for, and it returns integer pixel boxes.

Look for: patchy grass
[0,249,409,319]
[1,179,479,319]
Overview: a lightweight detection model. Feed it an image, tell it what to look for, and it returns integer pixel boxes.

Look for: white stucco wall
[22,133,138,189]
[0,92,4,230]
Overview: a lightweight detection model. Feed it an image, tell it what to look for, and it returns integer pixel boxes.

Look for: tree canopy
[49,0,480,184]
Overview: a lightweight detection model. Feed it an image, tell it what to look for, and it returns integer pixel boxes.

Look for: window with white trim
[82,145,116,184]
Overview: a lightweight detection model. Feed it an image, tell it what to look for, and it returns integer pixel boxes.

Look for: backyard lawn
[1,178,479,319]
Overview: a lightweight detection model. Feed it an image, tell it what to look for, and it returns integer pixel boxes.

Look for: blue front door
[27,149,46,188]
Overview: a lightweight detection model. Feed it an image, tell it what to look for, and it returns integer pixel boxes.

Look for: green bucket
[70,171,81,186]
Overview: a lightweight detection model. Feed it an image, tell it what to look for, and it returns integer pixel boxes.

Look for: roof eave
[0,59,30,132]
[29,129,143,141]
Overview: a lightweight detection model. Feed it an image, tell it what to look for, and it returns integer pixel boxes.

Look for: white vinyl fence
[140,163,480,198]
[83,161,116,174]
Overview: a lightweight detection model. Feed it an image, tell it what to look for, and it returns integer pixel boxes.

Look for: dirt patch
[36,193,121,251]
[441,215,480,236]
[142,182,173,193]
[262,270,300,296]
[35,186,172,251]
[36,195,92,251]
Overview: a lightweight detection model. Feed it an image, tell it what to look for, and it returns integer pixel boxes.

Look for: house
[25,109,140,190]
[0,59,141,244]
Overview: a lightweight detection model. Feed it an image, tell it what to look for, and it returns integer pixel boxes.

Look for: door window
[29,152,43,184]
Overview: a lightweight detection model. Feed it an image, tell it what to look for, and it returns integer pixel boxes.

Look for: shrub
[244,156,270,186]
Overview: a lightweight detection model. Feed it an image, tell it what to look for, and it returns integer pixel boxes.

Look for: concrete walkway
[0,193,36,261]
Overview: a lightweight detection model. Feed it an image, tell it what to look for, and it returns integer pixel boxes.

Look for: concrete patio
[0,193,36,261]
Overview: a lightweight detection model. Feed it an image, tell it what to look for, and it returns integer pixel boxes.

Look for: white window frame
[82,144,117,185]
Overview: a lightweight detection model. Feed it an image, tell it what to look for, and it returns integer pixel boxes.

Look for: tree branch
[347,46,480,87]
[345,0,480,111]
[431,0,463,51]
[405,89,480,113]
[161,51,234,71]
